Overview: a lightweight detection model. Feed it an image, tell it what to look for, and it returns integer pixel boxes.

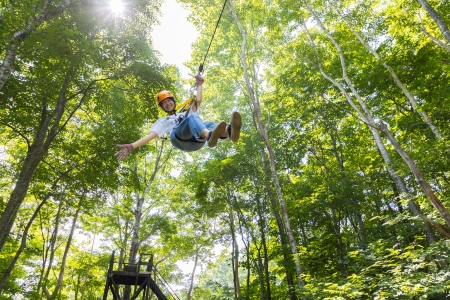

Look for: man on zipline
[115,74,241,161]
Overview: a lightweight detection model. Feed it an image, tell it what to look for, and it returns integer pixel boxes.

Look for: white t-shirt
[148,108,201,137]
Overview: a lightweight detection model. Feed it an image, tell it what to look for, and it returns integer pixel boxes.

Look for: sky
[151,0,199,78]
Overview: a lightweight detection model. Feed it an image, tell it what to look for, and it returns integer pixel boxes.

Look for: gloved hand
[114,144,134,161]
[195,74,204,86]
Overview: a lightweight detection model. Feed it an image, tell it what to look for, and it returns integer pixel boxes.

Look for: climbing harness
[176,95,196,113]
[174,95,196,125]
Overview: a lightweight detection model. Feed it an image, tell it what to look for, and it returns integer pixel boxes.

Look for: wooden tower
[102,252,168,300]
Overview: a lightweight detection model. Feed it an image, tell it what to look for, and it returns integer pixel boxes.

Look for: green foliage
[1,0,450,298]
[192,252,238,299]
[301,239,450,299]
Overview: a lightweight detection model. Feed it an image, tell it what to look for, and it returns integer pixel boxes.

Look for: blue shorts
[170,114,217,152]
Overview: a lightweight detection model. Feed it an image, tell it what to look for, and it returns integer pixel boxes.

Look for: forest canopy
[0,0,449,299]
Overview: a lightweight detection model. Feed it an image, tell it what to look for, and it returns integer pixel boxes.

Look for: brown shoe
[229,111,241,142]
[208,121,227,148]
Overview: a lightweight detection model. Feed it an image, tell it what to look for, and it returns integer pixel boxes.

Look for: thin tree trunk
[331,209,348,279]
[255,243,266,300]
[303,7,443,242]
[0,71,99,252]
[186,251,199,300]
[0,0,71,90]
[118,216,130,271]
[0,198,50,293]
[311,137,350,277]
[260,146,297,300]
[80,232,96,300]
[356,212,368,245]
[371,125,439,242]
[128,197,143,265]
[256,195,271,300]
[38,201,63,299]
[228,209,241,298]
[261,234,271,300]
[123,193,143,300]
[124,140,166,300]
[245,235,251,300]
[417,12,450,52]
[234,196,251,300]
[0,167,72,293]
[417,0,450,43]
[323,113,369,247]
[339,11,442,138]
[50,203,81,299]
[230,1,305,290]
[74,274,81,300]
[379,121,450,228]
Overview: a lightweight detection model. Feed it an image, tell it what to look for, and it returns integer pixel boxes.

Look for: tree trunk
[38,201,63,299]
[124,141,166,300]
[339,11,442,138]
[417,0,450,43]
[0,165,72,293]
[0,197,50,293]
[256,195,271,300]
[228,209,241,298]
[255,243,267,300]
[129,198,143,265]
[331,209,348,279]
[379,121,450,229]
[303,7,442,243]
[74,274,81,300]
[323,114,370,248]
[0,144,50,252]
[260,147,297,300]
[0,69,76,252]
[0,0,71,90]
[356,212,368,245]
[234,198,251,300]
[243,235,251,300]
[80,232,96,300]
[123,195,143,300]
[187,251,199,300]
[50,203,81,299]
[371,125,439,242]
[230,1,305,290]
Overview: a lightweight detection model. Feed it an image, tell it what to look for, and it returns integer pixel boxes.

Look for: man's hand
[195,74,204,86]
[115,144,134,161]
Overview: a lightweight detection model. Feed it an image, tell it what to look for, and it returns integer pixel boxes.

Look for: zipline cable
[198,0,229,73]
[186,0,228,112]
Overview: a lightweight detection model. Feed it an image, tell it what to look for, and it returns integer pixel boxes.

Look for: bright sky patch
[109,0,125,15]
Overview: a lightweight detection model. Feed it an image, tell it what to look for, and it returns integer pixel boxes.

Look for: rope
[184,0,228,116]
[200,0,229,70]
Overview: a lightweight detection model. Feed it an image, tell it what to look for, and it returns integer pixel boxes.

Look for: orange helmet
[156,90,175,105]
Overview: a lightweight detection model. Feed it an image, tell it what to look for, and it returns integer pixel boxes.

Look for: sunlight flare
[109,0,125,15]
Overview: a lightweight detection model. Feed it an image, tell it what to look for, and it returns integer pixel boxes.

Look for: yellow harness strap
[176,96,196,113]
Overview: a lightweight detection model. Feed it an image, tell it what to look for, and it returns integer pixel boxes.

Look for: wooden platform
[109,271,151,285]
[102,253,168,300]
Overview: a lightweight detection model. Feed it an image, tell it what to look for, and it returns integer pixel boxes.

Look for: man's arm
[191,74,204,113]
[131,131,159,148]
[115,131,159,161]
